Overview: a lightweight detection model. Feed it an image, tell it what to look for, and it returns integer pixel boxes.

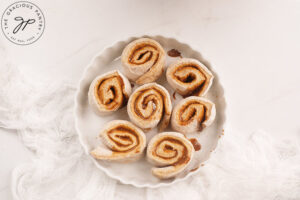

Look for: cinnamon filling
[190,167,199,172]
[116,135,132,142]
[167,49,181,57]
[165,145,173,151]
[173,65,209,96]
[172,91,176,100]
[154,137,190,166]
[186,83,205,97]
[133,88,165,120]
[177,73,196,83]
[178,102,207,125]
[185,74,195,83]
[96,75,126,110]
[107,125,140,152]
[189,138,201,151]
[129,44,159,65]
[137,51,150,60]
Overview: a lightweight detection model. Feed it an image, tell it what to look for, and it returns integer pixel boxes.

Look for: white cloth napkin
[0,62,299,200]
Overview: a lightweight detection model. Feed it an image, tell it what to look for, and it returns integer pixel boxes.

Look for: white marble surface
[0,0,299,199]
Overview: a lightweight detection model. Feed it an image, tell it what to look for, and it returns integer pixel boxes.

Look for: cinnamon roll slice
[147,132,195,179]
[127,83,172,131]
[90,120,146,162]
[166,58,213,97]
[121,38,166,85]
[88,70,131,115]
[171,96,216,134]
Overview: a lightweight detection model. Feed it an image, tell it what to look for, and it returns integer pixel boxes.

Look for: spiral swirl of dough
[166,58,213,97]
[171,96,216,134]
[127,83,172,131]
[88,70,131,115]
[121,38,166,85]
[90,120,146,162]
[147,132,194,179]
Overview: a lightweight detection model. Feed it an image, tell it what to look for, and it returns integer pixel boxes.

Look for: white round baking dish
[74,35,226,188]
